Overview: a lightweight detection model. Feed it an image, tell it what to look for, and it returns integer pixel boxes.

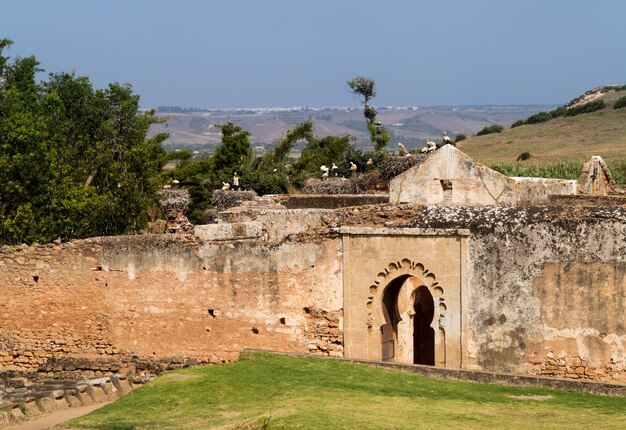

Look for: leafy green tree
[293,133,355,185]
[212,122,252,174]
[0,41,167,244]
[347,75,390,151]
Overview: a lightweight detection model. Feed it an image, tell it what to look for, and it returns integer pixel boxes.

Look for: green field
[458,89,626,165]
[65,352,626,430]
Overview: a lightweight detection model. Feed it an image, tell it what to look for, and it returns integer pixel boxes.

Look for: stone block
[87,385,109,403]
[36,396,56,413]
[111,375,131,396]
[10,405,25,421]
[194,222,262,241]
[23,400,41,417]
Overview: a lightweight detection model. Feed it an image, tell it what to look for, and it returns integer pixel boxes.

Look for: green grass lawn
[65,352,626,430]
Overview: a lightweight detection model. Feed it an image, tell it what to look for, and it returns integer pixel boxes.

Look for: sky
[2,0,626,108]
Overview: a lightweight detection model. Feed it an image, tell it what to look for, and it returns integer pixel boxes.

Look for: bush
[476,124,504,136]
[613,96,626,110]
[564,100,606,117]
[516,152,531,162]
[525,112,553,125]
[454,134,467,143]
[510,120,525,128]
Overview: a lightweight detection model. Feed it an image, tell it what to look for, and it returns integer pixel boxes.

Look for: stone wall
[4,201,626,386]
[403,205,626,382]
[0,234,343,378]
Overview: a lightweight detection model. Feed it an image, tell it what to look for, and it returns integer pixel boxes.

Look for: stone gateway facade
[3,148,626,387]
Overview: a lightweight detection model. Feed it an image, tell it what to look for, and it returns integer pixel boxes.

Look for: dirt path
[4,402,111,430]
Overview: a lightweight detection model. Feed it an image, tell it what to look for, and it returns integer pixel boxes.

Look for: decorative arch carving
[367,258,445,329]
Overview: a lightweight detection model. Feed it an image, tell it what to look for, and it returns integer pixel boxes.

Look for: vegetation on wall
[0,38,167,245]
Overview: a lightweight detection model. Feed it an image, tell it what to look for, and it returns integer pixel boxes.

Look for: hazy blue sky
[2,0,626,108]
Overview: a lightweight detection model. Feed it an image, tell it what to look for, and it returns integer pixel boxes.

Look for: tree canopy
[0,39,167,245]
[347,75,390,152]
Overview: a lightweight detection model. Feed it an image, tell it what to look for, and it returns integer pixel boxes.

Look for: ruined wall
[0,234,343,378]
[410,205,626,382]
[389,145,518,206]
[389,145,577,206]
[4,201,626,385]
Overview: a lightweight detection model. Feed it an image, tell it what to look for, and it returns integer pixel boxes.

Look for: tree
[212,122,252,174]
[0,41,167,244]
[347,75,390,151]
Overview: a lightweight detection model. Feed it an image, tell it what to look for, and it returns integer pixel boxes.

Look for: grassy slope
[66,352,626,430]
[458,89,626,164]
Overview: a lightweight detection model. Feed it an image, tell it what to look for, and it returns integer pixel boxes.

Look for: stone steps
[0,373,140,427]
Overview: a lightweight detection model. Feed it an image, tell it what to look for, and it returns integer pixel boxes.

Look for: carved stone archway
[370,259,448,366]
[340,226,467,368]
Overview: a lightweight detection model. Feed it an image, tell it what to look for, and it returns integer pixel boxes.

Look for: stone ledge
[194,222,262,241]
[0,374,141,428]
[339,226,470,237]
[244,349,626,396]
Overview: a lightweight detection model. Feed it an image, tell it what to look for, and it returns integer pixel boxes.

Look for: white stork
[349,161,357,176]
[398,142,407,156]
[442,132,453,146]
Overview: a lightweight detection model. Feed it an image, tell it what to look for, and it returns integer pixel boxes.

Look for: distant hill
[148,105,553,153]
[458,87,626,164]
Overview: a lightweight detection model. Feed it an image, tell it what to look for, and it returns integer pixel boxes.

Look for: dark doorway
[381,276,408,361]
[413,285,435,365]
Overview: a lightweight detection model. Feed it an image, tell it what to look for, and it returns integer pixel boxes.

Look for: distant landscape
[459,86,626,164]
[149,105,555,153]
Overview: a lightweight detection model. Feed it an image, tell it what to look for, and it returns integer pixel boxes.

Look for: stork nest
[351,171,384,193]
[303,178,355,195]
[211,189,258,210]
[302,172,384,195]
[156,188,191,213]
[380,154,426,180]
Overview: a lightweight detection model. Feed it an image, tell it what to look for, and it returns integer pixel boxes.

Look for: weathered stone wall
[389,145,577,206]
[0,234,343,378]
[407,205,626,382]
[3,201,626,385]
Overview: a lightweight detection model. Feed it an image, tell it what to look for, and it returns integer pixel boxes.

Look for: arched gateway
[340,227,468,368]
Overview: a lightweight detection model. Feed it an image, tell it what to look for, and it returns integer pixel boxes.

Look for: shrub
[564,100,606,117]
[476,124,504,136]
[525,112,553,125]
[613,96,626,110]
[510,120,525,128]
[550,106,567,118]
[454,133,467,143]
[516,152,531,162]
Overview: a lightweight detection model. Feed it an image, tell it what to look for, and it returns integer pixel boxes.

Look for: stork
[331,163,339,176]
[221,182,230,190]
[320,165,330,180]
[349,161,357,176]
[366,158,374,169]
[398,142,407,156]
[442,132,453,146]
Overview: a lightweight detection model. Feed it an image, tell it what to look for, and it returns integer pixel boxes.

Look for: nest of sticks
[380,155,425,181]
[156,189,191,213]
[211,189,258,211]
